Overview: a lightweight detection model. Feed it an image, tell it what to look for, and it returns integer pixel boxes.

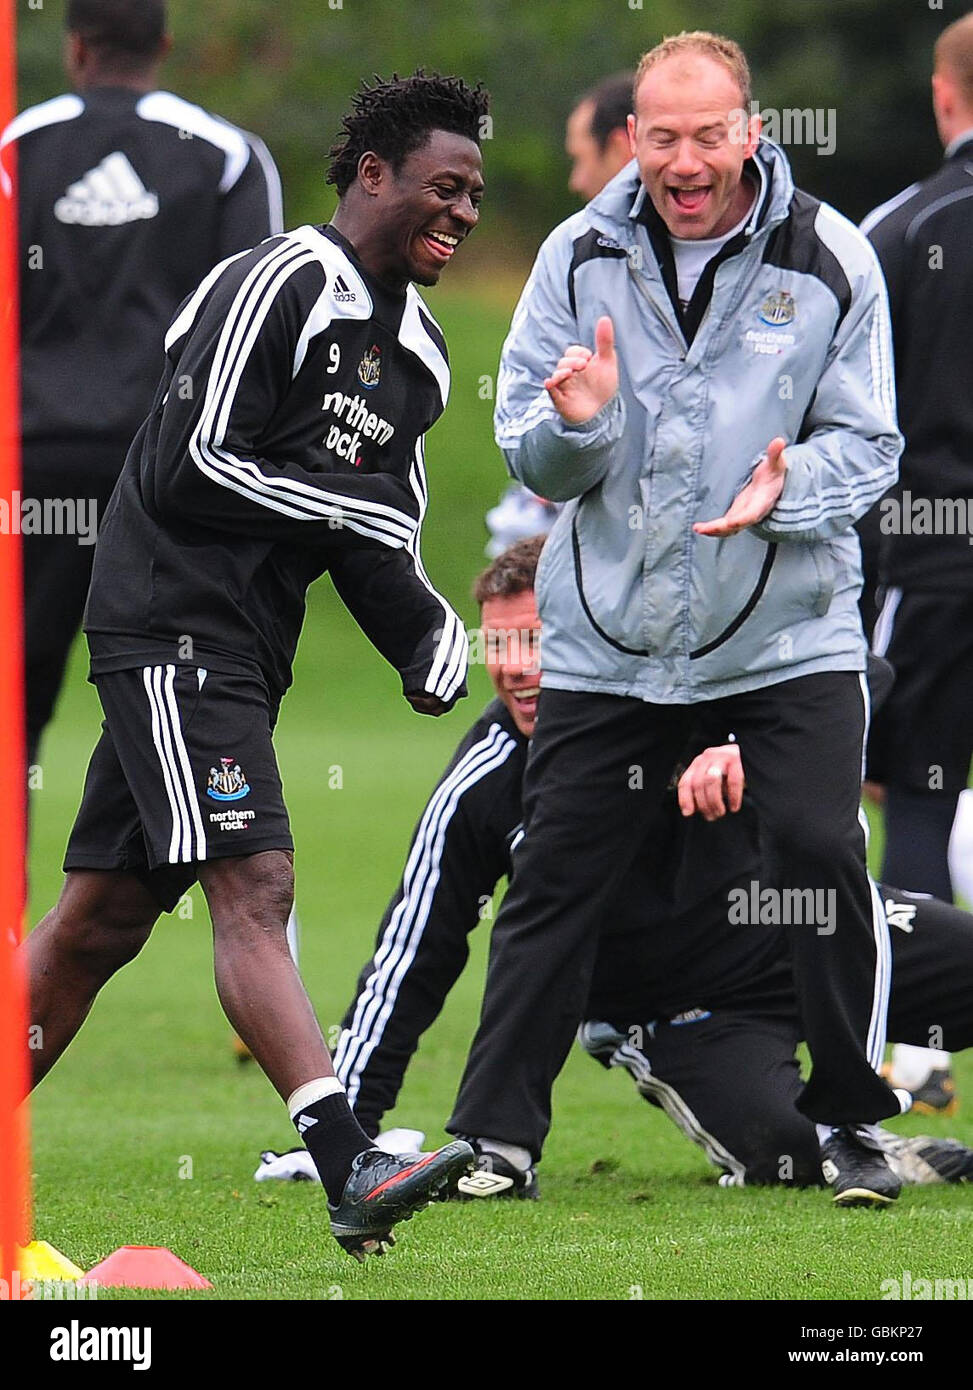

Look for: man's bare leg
[197,847,473,1250]
[26,869,160,1088]
[198,850,332,1098]
[198,848,411,1222]
[28,851,470,1256]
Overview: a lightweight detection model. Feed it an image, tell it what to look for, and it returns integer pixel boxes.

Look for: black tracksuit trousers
[447,673,900,1160]
[585,889,973,1186]
[22,440,126,766]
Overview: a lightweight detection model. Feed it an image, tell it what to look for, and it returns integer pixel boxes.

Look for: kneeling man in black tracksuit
[261,536,973,1194]
[582,737,973,1190]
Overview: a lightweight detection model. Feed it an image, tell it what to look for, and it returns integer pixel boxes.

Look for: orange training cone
[81,1246,213,1290]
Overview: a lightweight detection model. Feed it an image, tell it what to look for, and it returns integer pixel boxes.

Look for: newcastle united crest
[758,290,796,327]
[206,758,251,802]
[357,343,382,389]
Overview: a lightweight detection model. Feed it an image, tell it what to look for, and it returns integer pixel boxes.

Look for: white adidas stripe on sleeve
[402,437,468,704]
[136,91,250,192]
[181,237,419,546]
[245,132,284,235]
[336,724,519,1103]
[0,93,84,195]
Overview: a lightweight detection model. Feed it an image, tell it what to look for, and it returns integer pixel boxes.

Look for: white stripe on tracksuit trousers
[859,670,894,1078]
[334,724,519,1109]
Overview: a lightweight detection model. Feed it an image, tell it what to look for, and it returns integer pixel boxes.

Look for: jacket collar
[944,126,973,160]
[584,136,795,245]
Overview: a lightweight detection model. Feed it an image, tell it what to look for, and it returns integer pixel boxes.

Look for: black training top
[83,224,468,713]
[863,131,973,591]
[1,85,281,454]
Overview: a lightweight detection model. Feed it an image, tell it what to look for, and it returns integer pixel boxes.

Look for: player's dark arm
[216,133,285,257]
[334,727,519,1133]
[329,547,468,713]
[151,248,421,545]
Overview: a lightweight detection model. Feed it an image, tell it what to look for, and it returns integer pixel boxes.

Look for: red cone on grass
[80,1245,213,1290]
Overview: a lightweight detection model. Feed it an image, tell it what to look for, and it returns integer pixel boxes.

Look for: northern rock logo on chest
[744,290,798,356]
[321,389,396,467]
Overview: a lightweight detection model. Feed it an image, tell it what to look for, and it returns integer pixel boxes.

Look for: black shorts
[64,665,293,911]
[867,589,973,793]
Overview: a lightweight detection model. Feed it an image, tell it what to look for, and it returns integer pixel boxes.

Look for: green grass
[24,286,973,1301]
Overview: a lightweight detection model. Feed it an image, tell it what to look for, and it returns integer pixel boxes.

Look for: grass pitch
[25,287,973,1301]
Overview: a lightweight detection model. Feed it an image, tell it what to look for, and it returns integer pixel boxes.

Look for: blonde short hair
[634,31,752,112]
[935,12,973,110]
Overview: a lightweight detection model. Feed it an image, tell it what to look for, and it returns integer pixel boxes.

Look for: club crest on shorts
[206,757,250,802]
[758,290,796,326]
[357,343,382,389]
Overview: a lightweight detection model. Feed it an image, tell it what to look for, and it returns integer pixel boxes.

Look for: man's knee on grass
[738,1119,821,1187]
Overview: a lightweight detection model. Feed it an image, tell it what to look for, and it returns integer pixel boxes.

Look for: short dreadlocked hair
[327,71,490,197]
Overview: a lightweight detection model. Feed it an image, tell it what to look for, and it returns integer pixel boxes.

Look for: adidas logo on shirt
[333,274,356,303]
[54,151,160,226]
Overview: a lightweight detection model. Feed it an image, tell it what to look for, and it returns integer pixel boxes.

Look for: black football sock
[290,1092,376,1204]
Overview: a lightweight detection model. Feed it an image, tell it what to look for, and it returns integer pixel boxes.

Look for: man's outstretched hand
[694,437,788,538]
[544,315,619,425]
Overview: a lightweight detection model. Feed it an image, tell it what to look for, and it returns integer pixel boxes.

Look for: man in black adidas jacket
[22,72,489,1259]
[863,11,973,902]
[318,537,973,1195]
[1,0,282,766]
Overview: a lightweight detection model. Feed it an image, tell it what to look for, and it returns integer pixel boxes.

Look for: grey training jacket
[494,141,902,704]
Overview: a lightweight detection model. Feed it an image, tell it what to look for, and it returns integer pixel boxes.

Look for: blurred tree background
[15,0,971,273]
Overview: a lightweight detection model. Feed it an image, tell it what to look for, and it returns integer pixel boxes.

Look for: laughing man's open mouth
[421,228,462,261]
[668,184,711,214]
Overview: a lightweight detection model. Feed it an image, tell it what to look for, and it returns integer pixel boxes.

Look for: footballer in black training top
[24,73,489,1261]
[2,0,284,767]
